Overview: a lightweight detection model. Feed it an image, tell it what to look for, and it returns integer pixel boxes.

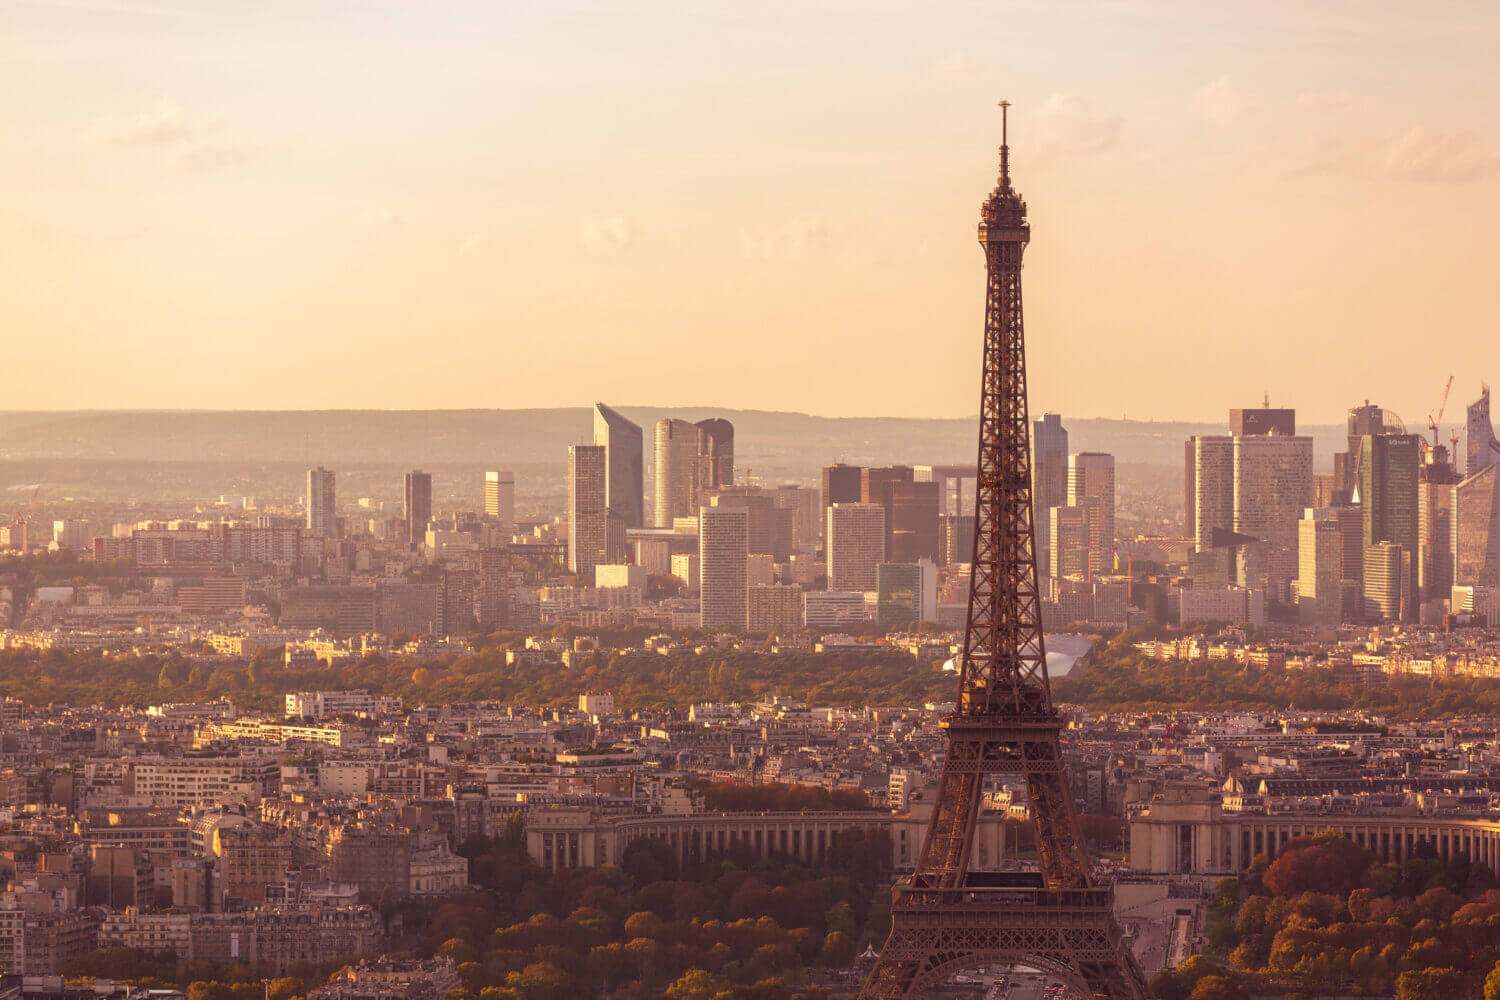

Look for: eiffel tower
[856,104,1149,1000]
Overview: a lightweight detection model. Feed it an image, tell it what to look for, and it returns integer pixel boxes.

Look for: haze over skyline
[5,0,1499,423]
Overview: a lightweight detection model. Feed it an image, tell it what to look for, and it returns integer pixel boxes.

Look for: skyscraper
[306,467,336,539]
[403,471,432,547]
[1468,385,1498,477]
[861,466,937,562]
[654,419,703,528]
[1357,432,1422,620]
[699,505,748,630]
[1297,507,1361,624]
[593,403,644,529]
[695,418,735,492]
[1188,412,1312,598]
[568,445,608,578]
[1049,505,1090,581]
[708,488,775,555]
[821,463,863,516]
[1229,408,1296,437]
[827,502,885,591]
[1032,413,1068,577]
[1418,449,1460,602]
[1453,464,1500,589]
[484,470,515,540]
[1067,452,1115,577]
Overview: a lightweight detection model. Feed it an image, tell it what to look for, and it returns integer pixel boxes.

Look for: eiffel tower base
[858,877,1148,1000]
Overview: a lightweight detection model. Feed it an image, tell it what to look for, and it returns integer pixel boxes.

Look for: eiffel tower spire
[856,103,1149,1000]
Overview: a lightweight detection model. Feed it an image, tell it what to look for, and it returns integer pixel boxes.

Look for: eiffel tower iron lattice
[856,104,1150,1000]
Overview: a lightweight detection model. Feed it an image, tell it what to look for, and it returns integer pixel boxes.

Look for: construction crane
[1428,374,1454,453]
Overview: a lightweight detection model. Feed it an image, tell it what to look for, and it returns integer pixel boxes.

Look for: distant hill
[0,409,1352,473]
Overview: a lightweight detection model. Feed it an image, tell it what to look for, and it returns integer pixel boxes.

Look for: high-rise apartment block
[403,471,432,547]
[567,445,608,578]
[593,403,644,529]
[827,502,886,592]
[306,467,336,539]
[748,583,803,632]
[699,505,748,630]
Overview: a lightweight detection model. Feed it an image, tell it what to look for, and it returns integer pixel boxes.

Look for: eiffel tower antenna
[857,103,1148,1000]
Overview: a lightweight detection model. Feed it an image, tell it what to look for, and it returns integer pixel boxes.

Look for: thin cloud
[1197,75,1256,126]
[179,144,253,172]
[580,216,634,251]
[1382,127,1500,183]
[738,216,826,259]
[931,51,967,75]
[93,102,197,145]
[1291,127,1500,184]
[1029,93,1123,159]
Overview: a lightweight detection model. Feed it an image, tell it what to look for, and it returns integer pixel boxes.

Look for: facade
[1296,507,1360,624]
[748,583,804,632]
[1418,452,1461,603]
[1190,436,1236,550]
[1229,407,1296,437]
[1179,585,1265,627]
[567,444,608,578]
[483,470,515,539]
[827,502,886,592]
[593,403,644,529]
[699,506,749,630]
[1232,435,1313,596]
[403,471,432,547]
[306,467,336,539]
[1363,541,1414,621]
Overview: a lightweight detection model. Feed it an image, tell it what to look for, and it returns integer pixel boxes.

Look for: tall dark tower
[857,104,1147,1000]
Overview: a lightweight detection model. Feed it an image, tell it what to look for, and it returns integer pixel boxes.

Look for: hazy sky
[5,1,1499,426]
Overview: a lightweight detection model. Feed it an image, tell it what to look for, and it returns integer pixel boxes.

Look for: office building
[483,470,515,540]
[1067,452,1115,577]
[1469,385,1499,477]
[699,505,749,630]
[709,487,775,555]
[695,418,735,492]
[876,559,938,626]
[941,514,976,567]
[1032,413,1069,575]
[1356,431,1421,619]
[306,467,336,539]
[915,464,977,517]
[1188,414,1312,598]
[1297,507,1361,624]
[593,403,644,529]
[1363,541,1413,622]
[403,471,432,547]
[1418,449,1461,602]
[748,583,803,632]
[888,480,940,562]
[1229,407,1296,437]
[822,463,864,516]
[670,552,700,590]
[804,590,872,627]
[1049,505,1090,581]
[568,445,608,578]
[773,485,821,553]
[1453,464,1500,589]
[654,419,704,528]
[827,502,886,592]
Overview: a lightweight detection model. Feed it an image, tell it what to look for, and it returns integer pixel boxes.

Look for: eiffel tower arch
[856,104,1149,1000]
